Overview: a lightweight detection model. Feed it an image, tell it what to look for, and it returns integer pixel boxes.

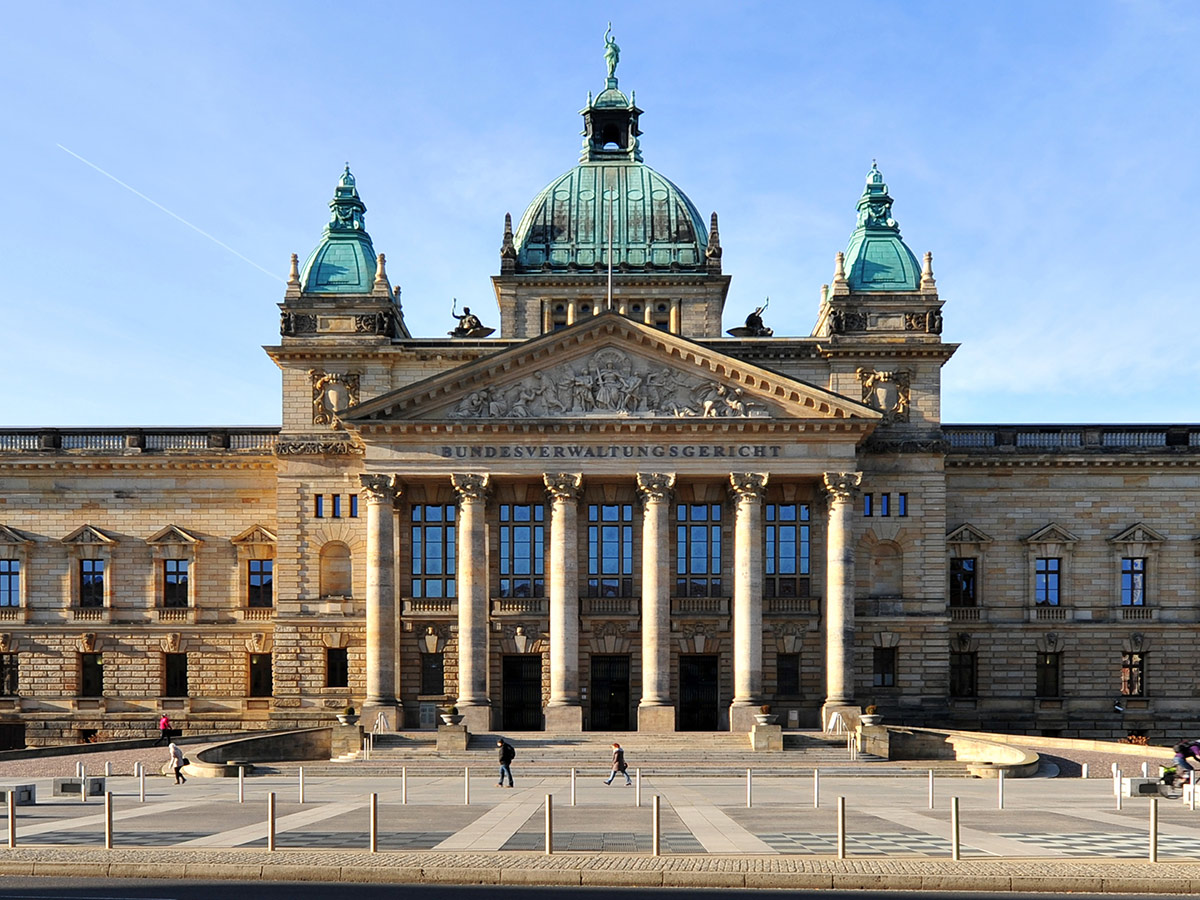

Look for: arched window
[320,542,352,598]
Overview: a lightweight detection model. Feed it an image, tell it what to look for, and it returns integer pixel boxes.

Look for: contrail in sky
[57,143,285,283]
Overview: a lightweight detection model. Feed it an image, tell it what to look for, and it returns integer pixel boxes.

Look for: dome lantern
[841,162,921,292]
[298,165,379,295]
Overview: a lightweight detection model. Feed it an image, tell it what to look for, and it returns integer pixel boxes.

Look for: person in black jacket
[497,738,515,787]
[604,742,632,786]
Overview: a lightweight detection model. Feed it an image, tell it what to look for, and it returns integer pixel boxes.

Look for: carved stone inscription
[447,349,769,419]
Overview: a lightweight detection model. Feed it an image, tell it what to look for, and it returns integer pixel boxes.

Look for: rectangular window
[249,653,273,697]
[1035,558,1060,606]
[420,652,445,695]
[1036,652,1061,698]
[0,653,16,695]
[411,505,456,599]
[1121,652,1145,696]
[863,494,873,517]
[79,559,105,608]
[587,503,634,598]
[675,504,723,597]
[897,493,908,517]
[0,560,18,607]
[777,652,801,696]
[499,504,545,598]
[247,559,274,607]
[350,495,358,518]
[163,559,189,608]
[879,493,890,517]
[80,653,103,697]
[315,495,324,518]
[332,495,342,518]
[325,648,349,689]
[949,558,977,607]
[872,646,897,687]
[1122,557,1147,606]
[164,653,188,697]
[765,504,810,598]
[949,651,976,697]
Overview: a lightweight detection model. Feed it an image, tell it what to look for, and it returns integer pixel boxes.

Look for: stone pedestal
[858,724,889,758]
[749,724,783,751]
[361,702,400,733]
[461,704,491,734]
[544,705,582,732]
[637,704,676,733]
[821,703,859,733]
[331,722,364,759]
[729,703,762,734]
[437,724,469,752]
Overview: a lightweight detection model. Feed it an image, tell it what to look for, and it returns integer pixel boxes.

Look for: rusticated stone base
[544,705,582,732]
[637,704,676,733]
[729,703,762,734]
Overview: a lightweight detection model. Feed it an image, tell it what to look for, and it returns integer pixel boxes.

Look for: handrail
[373,711,387,735]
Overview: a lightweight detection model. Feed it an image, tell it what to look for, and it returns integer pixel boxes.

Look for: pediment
[342,312,879,427]
[147,524,202,545]
[61,524,116,545]
[0,525,32,545]
[232,525,277,546]
[1109,523,1165,545]
[946,524,993,545]
[1023,523,1079,545]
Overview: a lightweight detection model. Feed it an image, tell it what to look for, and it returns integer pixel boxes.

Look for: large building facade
[0,60,1193,746]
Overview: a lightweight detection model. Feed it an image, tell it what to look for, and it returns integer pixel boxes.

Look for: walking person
[497,737,515,787]
[604,742,632,785]
[154,713,171,746]
[168,742,187,784]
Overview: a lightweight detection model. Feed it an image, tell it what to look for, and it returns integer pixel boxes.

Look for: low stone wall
[864,726,1041,778]
[189,728,331,778]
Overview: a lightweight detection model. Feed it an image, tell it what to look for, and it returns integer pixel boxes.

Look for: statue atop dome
[603,23,620,79]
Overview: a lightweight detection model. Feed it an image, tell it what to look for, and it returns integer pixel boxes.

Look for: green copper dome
[299,166,378,294]
[842,163,920,292]
[512,68,708,273]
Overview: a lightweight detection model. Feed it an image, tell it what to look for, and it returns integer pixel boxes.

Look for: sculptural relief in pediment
[442,348,772,420]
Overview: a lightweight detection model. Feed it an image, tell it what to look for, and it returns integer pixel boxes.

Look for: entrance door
[679,655,719,730]
[590,655,630,731]
[502,655,543,731]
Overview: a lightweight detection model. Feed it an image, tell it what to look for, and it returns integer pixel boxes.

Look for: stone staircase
[304,730,974,777]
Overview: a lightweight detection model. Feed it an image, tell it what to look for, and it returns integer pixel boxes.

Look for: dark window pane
[80,559,104,608]
[777,653,801,696]
[949,557,976,607]
[420,652,444,695]
[248,559,274,607]
[0,561,18,607]
[80,653,103,697]
[164,653,188,697]
[326,648,348,689]
[249,653,273,697]
[163,559,189,608]
[872,647,896,687]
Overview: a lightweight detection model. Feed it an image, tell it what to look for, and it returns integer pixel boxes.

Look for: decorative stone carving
[543,473,584,503]
[446,349,769,419]
[160,633,181,653]
[677,623,719,653]
[359,474,400,505]
[78,633,97,653]
[857,368,910,424]
[729,472,769,501]
[280,312,317,336]
[245,632,272,654]
[505,624,544,654]
[451,474,491,503]
[310,370,361,427]
[863,436,950,454]
[822,472,863,502]
[0,633,12,652]
[635,473,675,504]
[829,309,868,334]
[354,312,393,335]
[322,632,350,649]
[275,439,364,456]
[420,624,452,653]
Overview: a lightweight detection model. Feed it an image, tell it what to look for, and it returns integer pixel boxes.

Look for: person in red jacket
[154,713,171,746]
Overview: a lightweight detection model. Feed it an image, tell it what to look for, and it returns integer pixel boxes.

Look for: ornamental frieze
[280,312,317,336]
[446,349,770,419]
[275,439,363,456]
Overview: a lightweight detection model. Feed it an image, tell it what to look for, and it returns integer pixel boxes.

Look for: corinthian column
[360,474,400,730]
[452,473,491,734]
[729,473,768,732]
[822,471,863,727]
[544,473,583,731]
[637,472,676,732]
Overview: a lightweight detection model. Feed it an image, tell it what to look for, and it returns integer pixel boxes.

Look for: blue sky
[2,1,1196,426]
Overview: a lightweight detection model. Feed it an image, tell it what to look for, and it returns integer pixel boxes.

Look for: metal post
[139,767,145,803]
[238,766,245,803]
[402,766,407,805]
[1082,763,1089,779]
[1114,766,1121,796]
[545,794,553,855]
[951,796,961,861]
[1142,761,1149,778]
[1150,796,1158,862]
[928,769,935,810]
[1191,772,1197,812]
[267,792,276,852]
[1116,769,1123,811]
[299,766,305,804]
[747,768,752,809]
[997,769,1005,810]
[80,765,87,804]
[636,768,642,808]
[814,768,820,809]
[6,790,14,848]
[369,792,378,854]
[1112,762,1118,777]
[105,762,112,778]
[104,792,113,850]
[652,795,661,857]
[571,767,576,807]
[836,796,846,859]
[465,766,470,805]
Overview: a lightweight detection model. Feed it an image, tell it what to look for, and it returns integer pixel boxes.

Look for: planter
[440,714,464,726]
[860,714,883,726]
[336,715,360,726]
[753,713,778,726]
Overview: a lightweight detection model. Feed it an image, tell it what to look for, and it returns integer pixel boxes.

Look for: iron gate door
[502,655,543,731]
[590,654,630,731]
[679,654,719,730]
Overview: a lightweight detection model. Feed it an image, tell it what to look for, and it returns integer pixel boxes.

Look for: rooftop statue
[727,299,774,337]
[603,23,620,79]
[449,301,495,338]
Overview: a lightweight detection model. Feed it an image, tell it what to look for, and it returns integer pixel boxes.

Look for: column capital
[451,473,491,502]
[729,472,769,501]
[636,472,676,503]
[543,473,584,502]
[822,471,863,502]
[359,474,400,504]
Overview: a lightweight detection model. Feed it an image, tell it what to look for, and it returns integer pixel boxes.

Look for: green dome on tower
[842,163,921,292]
[299,165,379,294]
[512,59,708,273]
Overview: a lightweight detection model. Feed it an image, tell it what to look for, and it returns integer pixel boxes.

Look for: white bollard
[1116,767,1123,811]
[238,766,245,803]
[1082,763,1089,779]
[652,795,661,857]
[836,796,846,859]
[571,767,576,807]
[80,764,87,804]
[104,792,113,850]
[402,766,407,805]
[747,768,752,809]
[813,768,820,808]
[105,762,112,778]
[544,793,553,855]
[6,790,14,848]
[369,792,378,853]
[299,767,305,804]
[464,766,470,805]
[951,796,961,861]
[139,768,145,803]
[1142,761,1149,778]
[1150,796,1158,862]
[997,769,1005,810]
[928,770,935,810]
[636,768,642,808]
[267,792,276,852]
